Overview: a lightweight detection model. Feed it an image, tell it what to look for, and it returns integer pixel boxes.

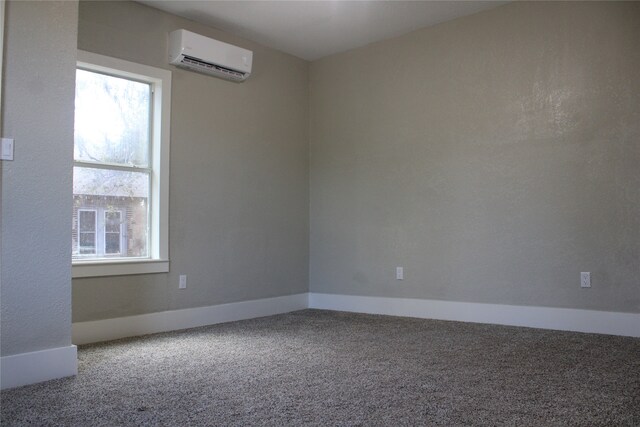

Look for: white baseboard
[74,292,639,345]
[73,293,309,345]
[8,293,634,390]
[308,293,640,337]
[1,345,78,390]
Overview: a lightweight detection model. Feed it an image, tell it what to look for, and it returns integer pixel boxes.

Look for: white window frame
[72,50,170,278]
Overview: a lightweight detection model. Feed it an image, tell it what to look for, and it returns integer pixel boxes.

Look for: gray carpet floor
[1,309,639,426]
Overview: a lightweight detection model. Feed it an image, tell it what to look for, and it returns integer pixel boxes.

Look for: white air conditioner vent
[179,56,247,81]
[168,30,252,82]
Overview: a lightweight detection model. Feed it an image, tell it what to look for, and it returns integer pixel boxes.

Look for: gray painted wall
[3,1,637,351]
[1,1,78,356]
[73,1,309,322]
[309,2,640,313]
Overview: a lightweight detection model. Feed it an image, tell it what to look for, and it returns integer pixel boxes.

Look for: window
[75,207,125,257]
[104,211,123,255]
[72,51,171,278]
[78,209,97,255]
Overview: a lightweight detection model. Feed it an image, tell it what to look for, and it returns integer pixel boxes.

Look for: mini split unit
[168,29,253,82]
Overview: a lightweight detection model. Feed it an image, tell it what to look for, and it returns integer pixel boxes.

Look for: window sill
[72,259,169,278]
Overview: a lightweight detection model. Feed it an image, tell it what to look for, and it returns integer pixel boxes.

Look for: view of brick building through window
[72,184,148,258]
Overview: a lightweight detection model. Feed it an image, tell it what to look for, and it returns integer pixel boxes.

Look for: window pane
[105,211,121,233]
[79,210,96,232]
[80,233,96,248]
[73,167,149,259]
[74,69,150,167]
[105,233,121,254]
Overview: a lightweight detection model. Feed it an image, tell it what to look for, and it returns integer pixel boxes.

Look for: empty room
[1,0,638,425]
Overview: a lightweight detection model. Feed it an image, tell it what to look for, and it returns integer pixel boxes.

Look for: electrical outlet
[179,275,187,289]
[580,272,591,288]
[396,267,404,280]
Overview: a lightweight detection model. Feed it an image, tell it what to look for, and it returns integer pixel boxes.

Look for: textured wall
[1,1,78,356]
[309,2,640,312]
[73,1,309,322]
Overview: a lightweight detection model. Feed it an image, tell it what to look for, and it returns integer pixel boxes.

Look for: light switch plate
[1,138,14,161]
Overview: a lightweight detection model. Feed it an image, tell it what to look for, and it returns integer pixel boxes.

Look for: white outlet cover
[580,272,591,288]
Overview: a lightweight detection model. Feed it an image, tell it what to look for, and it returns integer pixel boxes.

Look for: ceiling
[138,1,508,61]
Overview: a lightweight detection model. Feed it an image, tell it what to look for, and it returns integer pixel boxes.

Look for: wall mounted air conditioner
[168,29,253,82]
